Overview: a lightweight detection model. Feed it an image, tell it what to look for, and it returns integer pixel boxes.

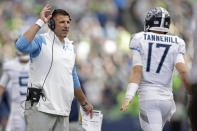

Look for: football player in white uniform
[120,7,190,131]
[0,50,30,131]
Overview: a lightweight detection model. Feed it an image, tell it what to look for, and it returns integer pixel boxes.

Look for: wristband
[35,19,45,27]
[125,83,139,99]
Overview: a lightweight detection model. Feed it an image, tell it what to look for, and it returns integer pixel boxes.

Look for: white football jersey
[129,32,185,101]
[0,58,29,104]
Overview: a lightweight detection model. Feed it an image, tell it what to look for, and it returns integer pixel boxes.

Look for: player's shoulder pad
[2,59,16,71]
[174,36,186,54]
[167,33,186,46]
[129,32,144,49]
[130,32,144,40]
[176,36,186,46]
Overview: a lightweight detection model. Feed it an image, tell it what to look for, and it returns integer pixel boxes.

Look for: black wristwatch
[81,101,88,106]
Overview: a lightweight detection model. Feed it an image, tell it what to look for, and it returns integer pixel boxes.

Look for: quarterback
[120,7,190,131]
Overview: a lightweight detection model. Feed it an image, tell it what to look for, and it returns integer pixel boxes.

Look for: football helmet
[144,7,171,33]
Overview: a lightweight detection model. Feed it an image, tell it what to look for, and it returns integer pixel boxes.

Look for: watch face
[81,102,88,106]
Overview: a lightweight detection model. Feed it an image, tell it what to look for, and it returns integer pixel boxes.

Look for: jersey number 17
[146,42,171,73]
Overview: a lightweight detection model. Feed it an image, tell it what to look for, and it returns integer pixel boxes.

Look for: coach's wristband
[35,19,45,27]
[125,83,139,99]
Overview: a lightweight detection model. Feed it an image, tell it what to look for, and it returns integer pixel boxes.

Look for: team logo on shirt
[63,45,73,51]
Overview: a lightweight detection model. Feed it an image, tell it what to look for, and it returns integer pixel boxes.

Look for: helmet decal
[144,7,171,33]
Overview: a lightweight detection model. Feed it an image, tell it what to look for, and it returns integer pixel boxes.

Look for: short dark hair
[52,9,71,21]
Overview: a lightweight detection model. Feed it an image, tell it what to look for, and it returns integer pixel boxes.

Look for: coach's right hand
[40,4,52,23]
[120,98,131,112]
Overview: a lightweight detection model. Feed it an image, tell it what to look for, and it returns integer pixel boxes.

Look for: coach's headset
[48,9,56,30]
[48,9,71,30]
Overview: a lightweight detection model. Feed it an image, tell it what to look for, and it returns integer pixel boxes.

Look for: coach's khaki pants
[24,101,69,131]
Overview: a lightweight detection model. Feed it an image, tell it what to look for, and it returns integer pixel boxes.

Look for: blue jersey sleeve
[72,65,81,90]
[16,35,45,58]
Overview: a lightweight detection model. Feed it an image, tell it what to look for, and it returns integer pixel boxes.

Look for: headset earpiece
[48,9,56,30]
[47,9,70,31]
[48,17,55,30]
